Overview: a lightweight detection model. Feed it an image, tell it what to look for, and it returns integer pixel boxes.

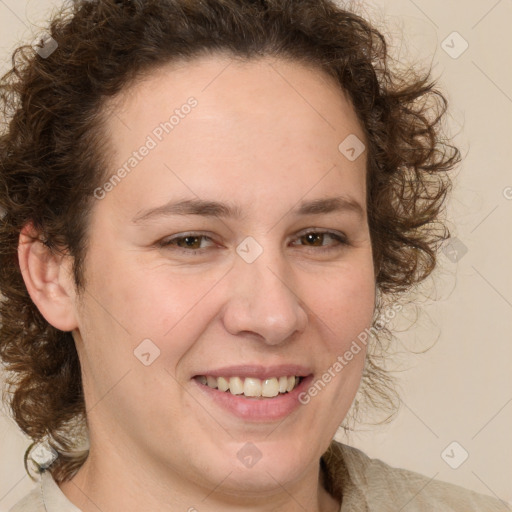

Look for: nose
[221,244,308,346]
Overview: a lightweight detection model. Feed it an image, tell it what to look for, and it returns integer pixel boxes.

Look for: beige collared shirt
[9,440,512,511]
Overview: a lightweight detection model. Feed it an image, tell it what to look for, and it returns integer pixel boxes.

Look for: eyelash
[158,230,349,255]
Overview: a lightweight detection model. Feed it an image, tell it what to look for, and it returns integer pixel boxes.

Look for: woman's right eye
[158,233,215,253]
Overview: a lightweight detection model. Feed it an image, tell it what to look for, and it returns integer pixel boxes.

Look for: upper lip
[193,364,313,380]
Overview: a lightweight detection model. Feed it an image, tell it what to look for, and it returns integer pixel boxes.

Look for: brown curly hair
[0,0,460,483]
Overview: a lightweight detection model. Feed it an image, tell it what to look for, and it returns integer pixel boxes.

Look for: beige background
[0,0,511,509]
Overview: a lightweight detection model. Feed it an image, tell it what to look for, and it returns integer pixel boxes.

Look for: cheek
[309,261,376,342]
[88,248,206,339]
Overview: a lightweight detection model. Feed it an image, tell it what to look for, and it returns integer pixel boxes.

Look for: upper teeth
[197,375,300,397]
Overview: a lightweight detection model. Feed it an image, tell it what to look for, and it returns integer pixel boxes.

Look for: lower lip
[192,375,314,422]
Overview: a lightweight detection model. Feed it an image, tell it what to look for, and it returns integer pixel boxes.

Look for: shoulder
[8,486,45,512]
[325,440,512,511]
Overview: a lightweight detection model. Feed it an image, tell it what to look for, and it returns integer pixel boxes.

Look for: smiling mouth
[194,375,305,399]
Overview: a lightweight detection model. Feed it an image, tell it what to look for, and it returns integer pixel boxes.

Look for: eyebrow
[131,195,365,224]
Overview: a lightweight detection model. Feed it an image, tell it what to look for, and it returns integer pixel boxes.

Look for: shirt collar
[41,470,81,512]
[320,440,369,511]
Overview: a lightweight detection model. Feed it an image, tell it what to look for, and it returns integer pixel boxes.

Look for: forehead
[103,53,364,149]
[96,54,367,220]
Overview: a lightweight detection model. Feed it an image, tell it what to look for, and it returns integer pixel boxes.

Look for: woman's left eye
[291,231,348,251]
[158,230,348,254]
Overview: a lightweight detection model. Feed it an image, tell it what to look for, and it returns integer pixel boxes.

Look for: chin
[220,462,307,495]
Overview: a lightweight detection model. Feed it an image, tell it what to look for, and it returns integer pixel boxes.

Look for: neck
[58,439,340,512]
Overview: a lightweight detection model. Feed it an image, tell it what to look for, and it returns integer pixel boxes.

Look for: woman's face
[72,55,375,496]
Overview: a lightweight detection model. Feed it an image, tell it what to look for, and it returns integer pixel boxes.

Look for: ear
[17,222,79,332]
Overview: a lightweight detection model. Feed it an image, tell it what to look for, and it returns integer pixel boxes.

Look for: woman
[0,0,509,510]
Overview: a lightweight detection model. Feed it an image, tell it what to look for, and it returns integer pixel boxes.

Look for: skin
[19,54,375,512]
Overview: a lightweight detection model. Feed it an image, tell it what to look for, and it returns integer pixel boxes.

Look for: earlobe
[17,222,79,332]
